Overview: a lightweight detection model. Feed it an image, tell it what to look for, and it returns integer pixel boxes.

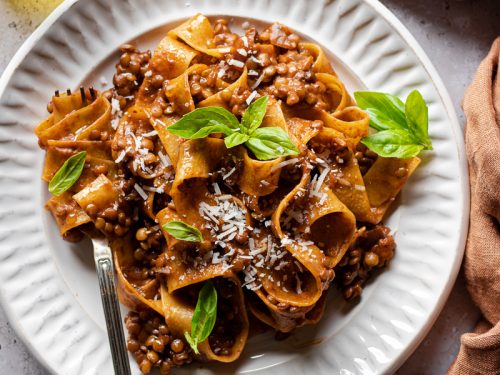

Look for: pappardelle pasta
[35,14,424,374]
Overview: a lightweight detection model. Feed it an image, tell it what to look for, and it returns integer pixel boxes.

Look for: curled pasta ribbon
[37,93,112,146]
[315,73,352,112]
[112,237,164,315]
[135,35,199,106]
[168,14,225,58]
[310,130,421,224]
[160,277,249,362]
[148,36,199,80]
[156,207,243,292]
[164,64,208,115]
[198,67,249,109]
[285,104,369,150]
[238,100,288,196]
[246,160,356,332]
[37,91,116,239]
[299,42,336,75]
[150,113,183,169]
[169,138,228,239]
[45,192,91,240]
[43,140,116,190]
[363,156,421,223]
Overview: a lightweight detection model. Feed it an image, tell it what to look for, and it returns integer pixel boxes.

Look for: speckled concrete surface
[0,0,498,374]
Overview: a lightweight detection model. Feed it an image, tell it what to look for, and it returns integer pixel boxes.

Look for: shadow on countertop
[380,0,500,125]
[381,0,500,47]
[378,2,495,374]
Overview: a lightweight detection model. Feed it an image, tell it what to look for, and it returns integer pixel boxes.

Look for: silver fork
[66,86,131,374]
[92,236,132,375]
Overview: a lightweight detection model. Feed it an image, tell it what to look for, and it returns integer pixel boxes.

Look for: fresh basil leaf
[189,122,235,139]
[354,91,407,129]
[185,281,218,354]
[405,90,432,150]
[365,108,406,131]
[241,95,268,135]
[48,151,87,196]
[245,127,299,160]
[163,221,203,242]
[224,132,249,148]
[167,107,239,139]
[361,129,424,158]
[184,332,199,355]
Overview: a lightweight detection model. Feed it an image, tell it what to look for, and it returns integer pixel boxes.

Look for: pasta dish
[35,14,428,374]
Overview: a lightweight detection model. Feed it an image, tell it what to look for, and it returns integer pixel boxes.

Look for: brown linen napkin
[447,37,500,375]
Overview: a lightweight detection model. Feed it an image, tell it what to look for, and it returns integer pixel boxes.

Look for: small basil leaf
[184,332,199,355]
[245,127,299,160]
[354,91,407,129]
[361,129,424,158]
[224,132,249,148]
[405,90,432,150]
[186,281,218,354]
[48,151,87,196]
[191,281,218,342]
[241,96,268,135]
[190,122,235,139]
[163,221,203,242]
[167,107,239,139]
[365,108,406,131]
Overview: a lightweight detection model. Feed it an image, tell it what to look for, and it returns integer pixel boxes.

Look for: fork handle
[95,255,132,375]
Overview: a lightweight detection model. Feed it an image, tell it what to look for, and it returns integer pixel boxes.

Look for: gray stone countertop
[0,0,499,374]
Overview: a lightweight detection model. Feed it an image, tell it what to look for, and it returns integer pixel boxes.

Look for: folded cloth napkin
[447,37,500,375]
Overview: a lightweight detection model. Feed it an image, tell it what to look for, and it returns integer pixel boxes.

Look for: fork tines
[53,86,97,105]
[80,87,87,105]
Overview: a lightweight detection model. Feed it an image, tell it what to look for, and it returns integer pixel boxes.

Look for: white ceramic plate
[0,0,469,374]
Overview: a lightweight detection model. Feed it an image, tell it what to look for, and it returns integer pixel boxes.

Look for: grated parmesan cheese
[315,157,328,166]
[212,182,222,195]
[246,91,258,105]
[270,158,299,172]
[249,56,263,65]
[110,98,123,130]
[133,183,148,200]
[142,130,158,137]
[227,59,245,68]
[222,167,236,180]
[312,167,331,196]
[114,150,126,163]
[155,119,167,127]
[319,193,327,205]
[158,151,172,167]
[143,185,164,194]
[295,274,303,294]
[251,73,265,90]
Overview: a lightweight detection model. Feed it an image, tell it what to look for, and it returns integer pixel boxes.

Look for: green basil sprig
[48,151,87,196]
[185,280,218,354]
[167,96,299,160]
[354,90,433,158]
[163,220,203,242]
